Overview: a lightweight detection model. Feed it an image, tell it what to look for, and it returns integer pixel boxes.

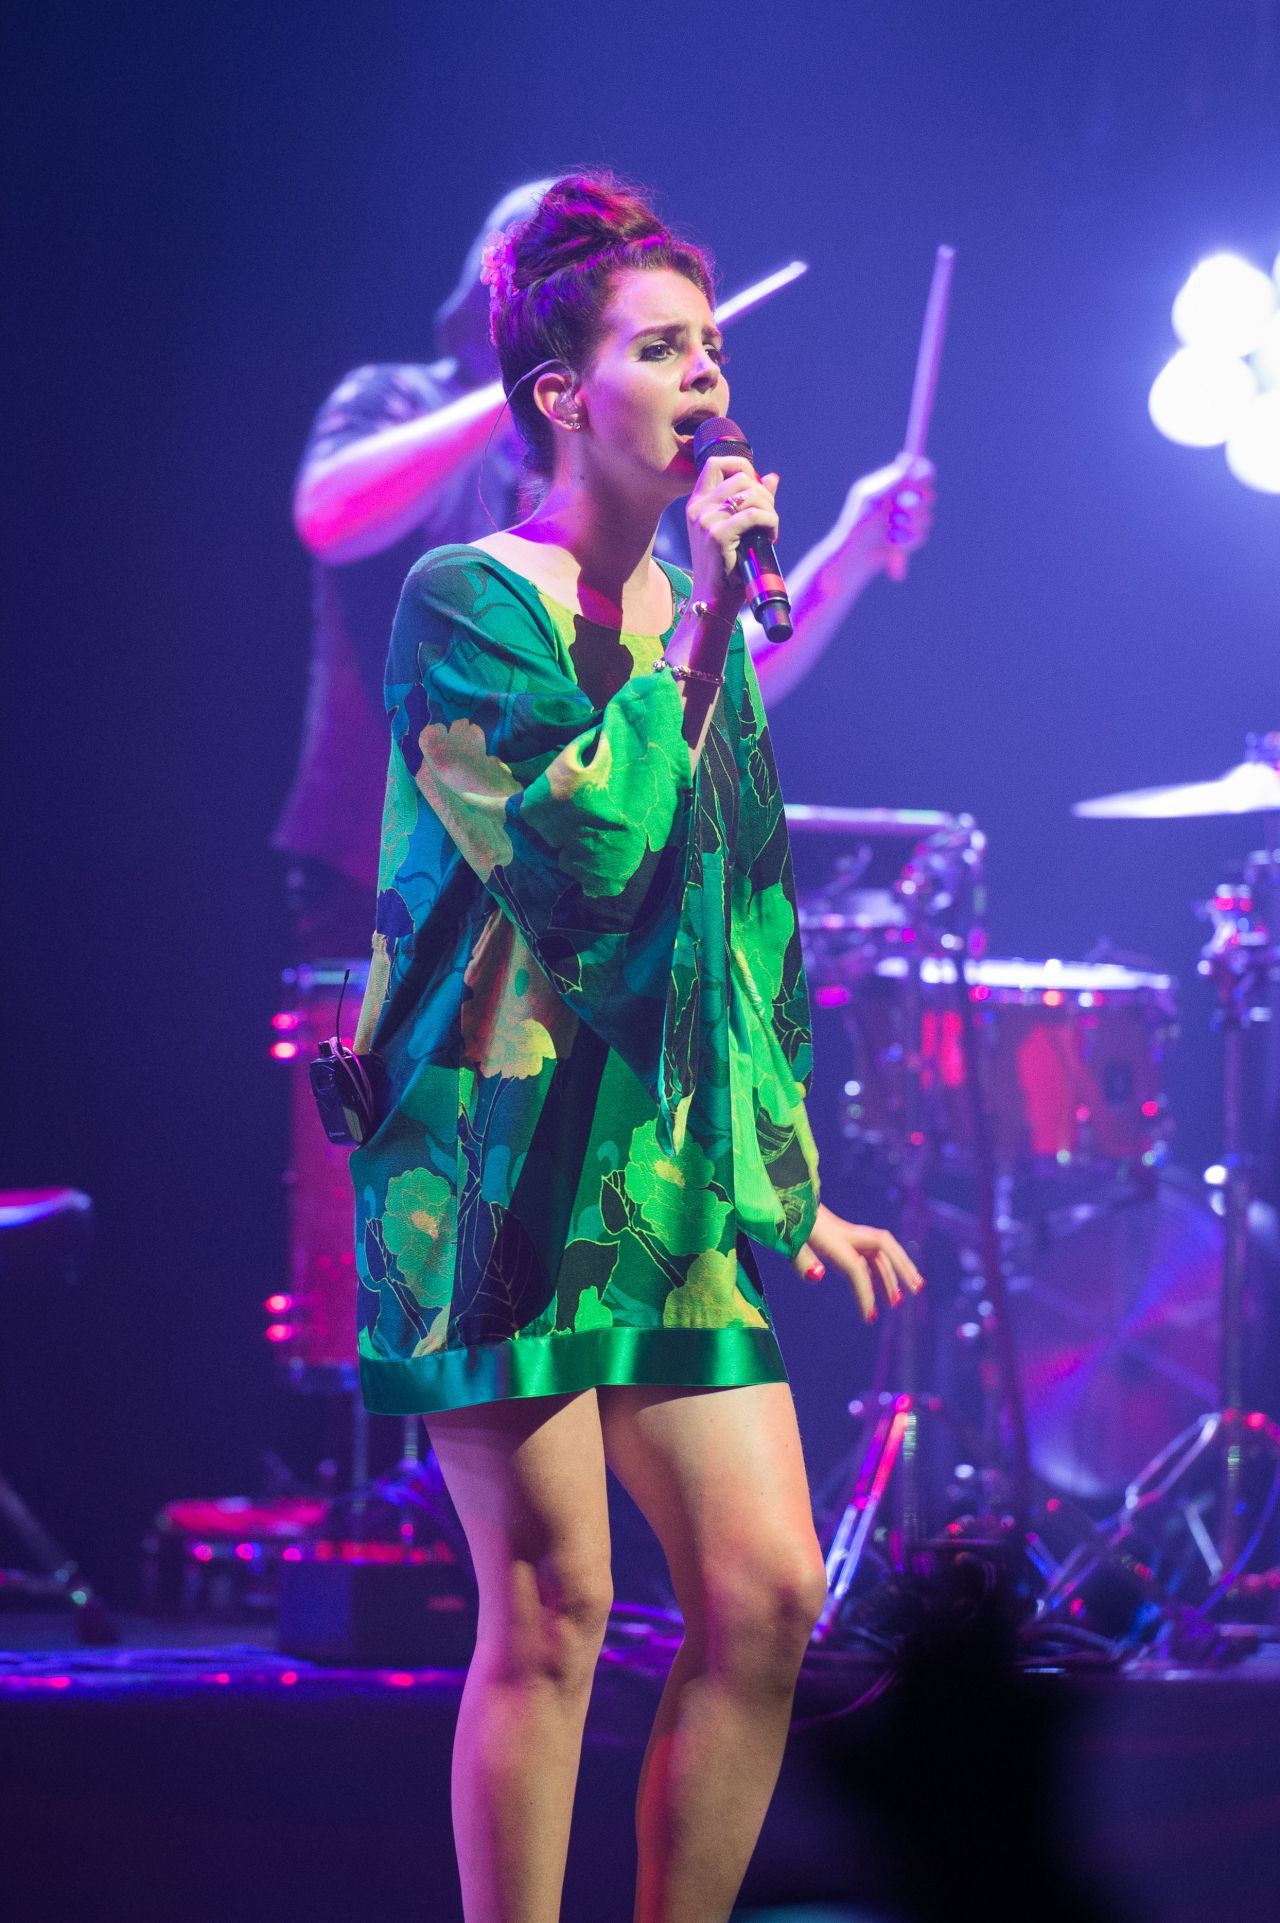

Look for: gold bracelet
[690,599,738,632]
[655,656,725,687]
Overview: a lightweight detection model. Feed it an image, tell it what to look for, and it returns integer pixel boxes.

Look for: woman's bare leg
[598,1381,828,1923]
[427,1390,612,1923]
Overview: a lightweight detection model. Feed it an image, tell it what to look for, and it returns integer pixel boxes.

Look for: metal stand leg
[1045,838,1280,1636]
[815,1381,929,1642]
[812,1282,968,1646]
[0,1471,117,1644]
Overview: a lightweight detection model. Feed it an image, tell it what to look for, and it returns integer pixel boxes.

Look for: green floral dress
[350,544,819,1414]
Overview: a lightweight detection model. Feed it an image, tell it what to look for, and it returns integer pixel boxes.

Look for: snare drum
[826,956,1176,1172]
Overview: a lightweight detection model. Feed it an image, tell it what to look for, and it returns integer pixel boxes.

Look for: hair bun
[483,171,714,478]
[505,175,669,291]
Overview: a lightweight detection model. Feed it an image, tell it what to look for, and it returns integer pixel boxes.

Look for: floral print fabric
[350,545,819,1413]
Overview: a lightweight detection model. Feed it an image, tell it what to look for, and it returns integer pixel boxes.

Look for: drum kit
[801,731,1280,1653]
[271,733,1280,1655]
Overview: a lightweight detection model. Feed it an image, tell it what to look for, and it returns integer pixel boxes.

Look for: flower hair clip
[479,229,516,342]
[478,229,509,292]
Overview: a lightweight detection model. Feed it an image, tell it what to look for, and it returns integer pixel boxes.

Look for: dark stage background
[6,1,1279,1602]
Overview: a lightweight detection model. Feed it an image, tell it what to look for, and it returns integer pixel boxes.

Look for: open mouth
[673,410,721,442]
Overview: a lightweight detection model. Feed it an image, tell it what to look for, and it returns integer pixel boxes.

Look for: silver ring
[723,492,747,514]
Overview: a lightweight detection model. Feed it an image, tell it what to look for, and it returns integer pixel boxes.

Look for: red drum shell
[832,956,1176,1172]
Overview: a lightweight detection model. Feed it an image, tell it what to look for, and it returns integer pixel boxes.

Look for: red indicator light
[386,1671,416,1688]
[192,1543,214,1563]
[264,1322,294,1344]
[970,984,990,1001]
[234,1542,256,1562]
[1074,1106,1090,1123]
[1142,1100,1160,1118]
[271,1011,301,1031]
[49,1676,71,1688]
[1246,1411,1266,1430]
[814,985,850,1008]
[1046,1498,1061,1512]
[270,1041,300,1061]
[212,1673,231,1685]
[1043,990,1064,1007]
[282,1546,303,1562]
[280,1671,298,1685]
[263,1293,293,1314]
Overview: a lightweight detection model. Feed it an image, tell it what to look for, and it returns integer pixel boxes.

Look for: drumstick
[886,243,954,582]
[713,259,808,327]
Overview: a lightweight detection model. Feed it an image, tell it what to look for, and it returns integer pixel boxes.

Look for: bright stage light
[1172,254,1275,358]
[1225,389,1280,493]
[1148,347,1257,447]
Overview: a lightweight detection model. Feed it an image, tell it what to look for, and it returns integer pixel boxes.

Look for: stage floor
[2,1609,1279,1923]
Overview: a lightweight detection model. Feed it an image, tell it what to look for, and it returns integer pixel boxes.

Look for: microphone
[692,416,793,642]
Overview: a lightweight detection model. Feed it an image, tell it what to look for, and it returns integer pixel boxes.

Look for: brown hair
[482,173,715,476]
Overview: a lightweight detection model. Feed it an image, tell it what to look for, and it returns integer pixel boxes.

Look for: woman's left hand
[792,1204,925,1323]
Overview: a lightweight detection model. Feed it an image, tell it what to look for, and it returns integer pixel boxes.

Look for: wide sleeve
[723,646,821,1255]
[388,551,697,1131]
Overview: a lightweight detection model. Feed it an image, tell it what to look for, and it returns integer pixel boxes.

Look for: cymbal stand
[815,821,992,1642]
[325,1411,464,1559]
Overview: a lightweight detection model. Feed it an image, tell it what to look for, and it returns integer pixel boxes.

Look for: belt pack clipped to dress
[309,969,384,1148]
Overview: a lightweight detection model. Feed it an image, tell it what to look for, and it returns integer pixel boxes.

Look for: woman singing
[351,174,923,1923]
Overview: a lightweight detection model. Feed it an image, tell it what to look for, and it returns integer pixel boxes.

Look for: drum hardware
[272,961,370,1390]
[0,1188,117,1644]
[812,817,1039,1645]
[798,799,1232,1647]
[1052,733,1280,1636]
[825,954,1184,1518]
[272,962,455,1546]
[1028,1496,1169,1654]
[322,1412,470,1573]
[1074,729,1280,1141]
[1008,1173,1223,1502]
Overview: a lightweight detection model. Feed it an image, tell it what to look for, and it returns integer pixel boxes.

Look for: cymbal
[784,804,960,837]
[1075,753,1280,820]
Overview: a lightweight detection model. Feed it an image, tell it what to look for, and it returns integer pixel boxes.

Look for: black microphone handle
[739,529,793,643]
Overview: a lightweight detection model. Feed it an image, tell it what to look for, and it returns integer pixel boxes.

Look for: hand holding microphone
[688,417,793,643]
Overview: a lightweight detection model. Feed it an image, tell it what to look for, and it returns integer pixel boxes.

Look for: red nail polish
[806,1262,825,1281]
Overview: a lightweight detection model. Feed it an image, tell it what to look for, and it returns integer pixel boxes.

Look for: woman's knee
[695,1541,828,1683]
[477,1548,614,1688]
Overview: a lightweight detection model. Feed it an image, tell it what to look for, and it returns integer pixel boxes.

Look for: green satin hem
[357,1324,787,1415]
